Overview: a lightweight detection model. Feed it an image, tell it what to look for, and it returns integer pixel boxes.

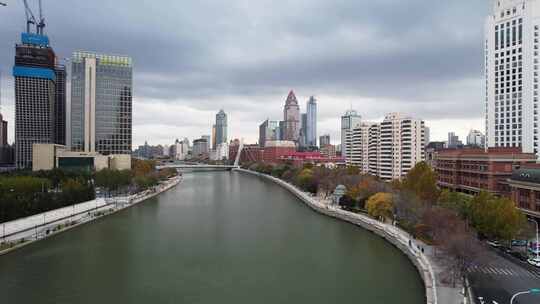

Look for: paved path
[0,176,182,254]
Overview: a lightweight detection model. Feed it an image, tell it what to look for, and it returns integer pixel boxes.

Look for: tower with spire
[283,90,300,143]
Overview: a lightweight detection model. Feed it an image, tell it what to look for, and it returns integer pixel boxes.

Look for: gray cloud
[0,0,489,145]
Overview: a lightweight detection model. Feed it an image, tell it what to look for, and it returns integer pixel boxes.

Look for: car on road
[509,251,528,262]
[511,239,528,247]
[487,240,501,248]
[527,257,540,267]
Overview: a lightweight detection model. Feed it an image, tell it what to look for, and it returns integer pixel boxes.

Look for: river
[0,171,424,303]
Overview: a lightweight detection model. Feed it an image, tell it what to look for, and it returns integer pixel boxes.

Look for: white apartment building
[349,123,375,174]
[348,113,425,181]
[485,0,540,156]
[467,129,486,147]
[341,110,362,163]
[175,138,190,160]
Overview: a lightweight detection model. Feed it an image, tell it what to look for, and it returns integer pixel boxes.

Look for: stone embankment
[236,168,465,304]
[0,176,182,255]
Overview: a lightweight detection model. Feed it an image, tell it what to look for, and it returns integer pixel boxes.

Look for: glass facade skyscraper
[215,109,227,147]
[70,51,132,155]
[306,96,317,147]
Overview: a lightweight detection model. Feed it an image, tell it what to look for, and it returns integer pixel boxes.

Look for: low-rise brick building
[435,147,537,196]
[508,167,540,218]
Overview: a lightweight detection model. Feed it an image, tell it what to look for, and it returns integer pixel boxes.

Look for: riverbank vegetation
[243,161,528,283]
[0,159,178,223]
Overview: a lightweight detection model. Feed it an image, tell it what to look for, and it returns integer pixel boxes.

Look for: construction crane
[22,0,45,34]
[37,0,45,34]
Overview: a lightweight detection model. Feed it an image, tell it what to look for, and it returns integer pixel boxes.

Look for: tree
[366,192,393,221]
[401,162,439,204]
[346,166,360,175]
[469,191,526,241]
[132,159,154,177]
[422,207,486,286]
[339,194,356,210]
[393,191,426,231]
[295,168,318,194]
[438,190,472,220]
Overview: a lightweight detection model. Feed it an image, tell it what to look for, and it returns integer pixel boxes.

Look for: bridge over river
[0,171,424,304]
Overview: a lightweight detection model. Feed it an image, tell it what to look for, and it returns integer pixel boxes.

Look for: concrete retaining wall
[236,168,437,304]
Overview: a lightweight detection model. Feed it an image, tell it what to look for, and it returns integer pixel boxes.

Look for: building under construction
[12,0,66,169]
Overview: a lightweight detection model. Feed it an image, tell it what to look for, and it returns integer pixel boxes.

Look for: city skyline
[0,1,488,147]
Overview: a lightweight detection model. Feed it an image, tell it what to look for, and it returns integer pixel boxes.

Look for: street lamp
[529,218,539,261]
[510,288,540,303]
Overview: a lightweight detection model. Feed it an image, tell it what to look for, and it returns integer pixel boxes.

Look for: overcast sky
[0,0,490,147]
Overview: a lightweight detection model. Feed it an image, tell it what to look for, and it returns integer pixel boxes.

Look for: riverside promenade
[0,175,182,255]
[236,168,465,304]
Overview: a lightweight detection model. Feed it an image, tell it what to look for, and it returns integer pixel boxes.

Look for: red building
[262,141,296,163]
[508,167,540,218]
[229,142,262,164]
[435,147,537,196]
[279,151,345,167]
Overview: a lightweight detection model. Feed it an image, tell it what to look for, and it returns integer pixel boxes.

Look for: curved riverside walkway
[235,168,464,304]
[0,176,182,255]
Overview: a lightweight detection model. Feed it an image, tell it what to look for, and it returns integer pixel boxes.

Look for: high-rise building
[259,119,280,147]
[341,110,362,164]
[447,132,462,148]
[424,126,430,146]
[193,137,209,157]
[278,121,286,141]
[378,113,425,180]
[54,65,66,145]
[467,129,486,147]
[485,1,538,156]
[306,96,317,147]
[320,134,331,147]
[70,51,133,155]
[299,113,308,147]
[215,110,227,146]
[211,125,217,150]
[0,113,7,147]
[283,91,300,142]
[349,122,375,173]
[13,33,61,169]
[175,138,190,160]
[348,113,426,180]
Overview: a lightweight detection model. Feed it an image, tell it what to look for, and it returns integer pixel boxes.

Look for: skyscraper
[215,109,228,146]
[0,113,6,147]
[341,110,362,163]
[70,51,132,155]
[54,65,66,145]
[259,119,280,147]
[13,32,64,169]
[424,126,430,146]
[212,124,217,150]
[306,96,317,147]
[300,113,307,147]
[485,1,538,155]
[283,91,300,142]
[467,129,486,147]
[319,134,331,147]
[447,132,462,148]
